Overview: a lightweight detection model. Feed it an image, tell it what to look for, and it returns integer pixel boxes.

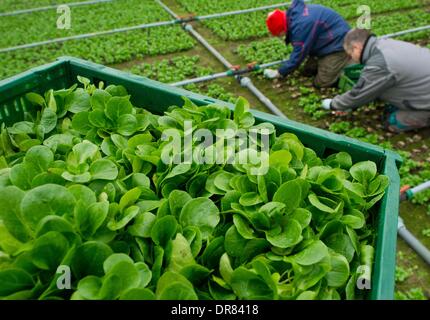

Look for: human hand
[263,69,280,79]
[321,98,333,110]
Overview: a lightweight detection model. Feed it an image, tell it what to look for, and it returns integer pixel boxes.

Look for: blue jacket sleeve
[278,25,314,77]
[278,42,309,77]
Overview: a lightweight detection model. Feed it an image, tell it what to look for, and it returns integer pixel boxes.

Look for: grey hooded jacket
[331,36,430,111]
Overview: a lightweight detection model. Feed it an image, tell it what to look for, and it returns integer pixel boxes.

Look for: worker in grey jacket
[322,28,430,132]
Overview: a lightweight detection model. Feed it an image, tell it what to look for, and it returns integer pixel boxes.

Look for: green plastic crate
[338,74,356,92]
[344,63,364,80]
[0,56,402,300]
[338,64,364,92]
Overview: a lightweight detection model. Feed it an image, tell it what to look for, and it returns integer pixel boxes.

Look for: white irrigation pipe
[184,25,233,70]
[197,1,294,20]
[400,180,430,201]
[398,180,430,266]
[398,217,430,265]
[171,59,287,87]
[0,1,298,53]
[381,25,430,39]
[409,181,430,196]
[0,20,179,53]
[0,0,115,17]
[172,72,230,87]
[155,0,287,119]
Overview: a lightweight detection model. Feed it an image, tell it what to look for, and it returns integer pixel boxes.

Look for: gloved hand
[263,69,280,79]
[321,99,333,110]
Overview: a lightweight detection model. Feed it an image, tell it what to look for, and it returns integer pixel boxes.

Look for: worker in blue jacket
[264,0,351,88]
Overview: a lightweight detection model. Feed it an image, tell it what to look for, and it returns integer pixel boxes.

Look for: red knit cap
[266,9,287,36]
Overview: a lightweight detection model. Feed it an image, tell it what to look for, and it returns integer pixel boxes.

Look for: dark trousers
[303,51,352,88]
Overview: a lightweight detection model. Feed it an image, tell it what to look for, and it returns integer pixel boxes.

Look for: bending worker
[264,0,351,87]
[322,29,430,133]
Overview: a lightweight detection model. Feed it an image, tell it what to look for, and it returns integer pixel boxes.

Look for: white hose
[398,217,430,265]
[409,181,430,196]
[0,0,116,17]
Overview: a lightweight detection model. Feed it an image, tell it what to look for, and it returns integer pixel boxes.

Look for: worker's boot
[384,109,430,133]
